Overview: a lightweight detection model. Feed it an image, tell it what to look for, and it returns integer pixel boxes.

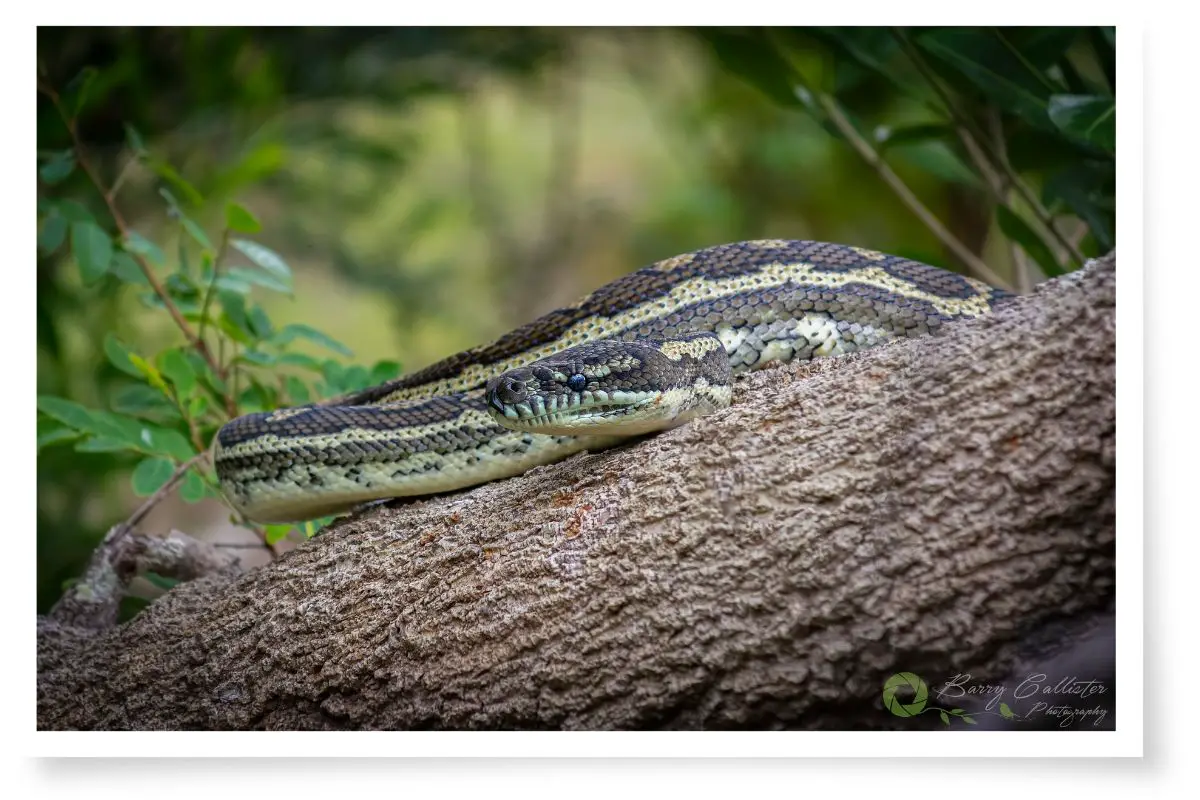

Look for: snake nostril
[504,379,525,399]
[487,391,507,415]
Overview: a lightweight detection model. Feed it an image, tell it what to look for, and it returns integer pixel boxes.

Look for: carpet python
[214,240,1011,522]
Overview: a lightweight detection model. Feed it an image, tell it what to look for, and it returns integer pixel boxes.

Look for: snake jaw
[483,332,733,437]
[487,381,657,431]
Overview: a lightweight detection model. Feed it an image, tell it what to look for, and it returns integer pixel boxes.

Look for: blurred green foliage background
[37,27,1115,613]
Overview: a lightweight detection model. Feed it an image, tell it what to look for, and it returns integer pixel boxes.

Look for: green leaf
[320,360,345,389]
[88,410,149,448]
[124,123,147,156]
[340,365,372,393]
[962,715,977,725]
[1006,128,1092,173]
[217,290,255,344]
[224,266,292,295]
[110,252,151,285]
[213,273,254,295]
[815,27,931,100]
[131,457,175,496]
[1002,28,1081,71]
[224,202,263,234]
[273,324,352,357]
[38,213,68,254]
[303,518,331,538]
[71,221,114,284]
[939,710,950,725]
[50,198,96,224]
[237,381,276,414]
[181,217,213,251]
[1044,165,1115,252]
[916,28,1055,128]
[177,234,192,276]
[139,292,201,316]
[239,349,277,367]
[165,272,199,299]
[999,702,1014,719]
[37,395,97,432]
[187,395,210,420]
[159,349,197,397]
[150,160,204,207]
[141,426,196,461]
[112,384,182,422]
[124,231,166,267]
[231,239,293,285]
[75,437,138,453]
[66,66,99,116]
[39,151,76,185]
[889,139,983,187]
[1047,95,1115,152]
[264,524,294,545]
[39,396,148,450]
[278,352,325,371]
[37,424,81,451]
[186,351,229,396]
[873,123,953,151]
[248,305,274,340]
[129,353,170,394]
[104,334,144,377]
[997,206,1066,277]
[369,360,403,384]
[705,31,803,109]
[285,376,311,405]
[180,470,207,503]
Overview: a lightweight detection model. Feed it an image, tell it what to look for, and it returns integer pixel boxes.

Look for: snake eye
[566,373,587,392]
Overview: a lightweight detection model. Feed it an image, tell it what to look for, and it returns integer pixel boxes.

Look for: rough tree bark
[37,254,1117,731]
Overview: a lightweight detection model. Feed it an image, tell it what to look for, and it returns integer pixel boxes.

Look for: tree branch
[46,452,229,630]
[38,254,1114,729]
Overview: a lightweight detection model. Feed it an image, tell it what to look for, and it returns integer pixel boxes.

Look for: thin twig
[197,227,235,418]
[107,156,137,202]
[986,109,1036,294]
[38,81,229,382]
[125,452,210,532]
[888,29,1086,268]
[955,110,1030,291]
[811,91,1013,291]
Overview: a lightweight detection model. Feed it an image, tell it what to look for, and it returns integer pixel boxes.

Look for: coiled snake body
[215,240,1010,521]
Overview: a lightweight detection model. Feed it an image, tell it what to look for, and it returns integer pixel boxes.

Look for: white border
[13,0,1165,789]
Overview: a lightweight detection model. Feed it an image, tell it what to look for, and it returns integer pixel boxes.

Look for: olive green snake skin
[214,240,1011,521]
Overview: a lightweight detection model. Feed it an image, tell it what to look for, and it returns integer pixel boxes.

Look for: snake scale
[214,240,1011,522]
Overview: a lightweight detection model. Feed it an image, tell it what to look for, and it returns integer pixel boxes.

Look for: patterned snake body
[215,240,1010,521]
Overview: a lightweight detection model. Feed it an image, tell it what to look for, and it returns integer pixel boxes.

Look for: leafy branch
[37,67,411,572]
[888,27,1086,273]
[706,27,1115,288]
[38,79,227,392]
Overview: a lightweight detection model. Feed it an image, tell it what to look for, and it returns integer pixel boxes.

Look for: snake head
[484,333,732,437]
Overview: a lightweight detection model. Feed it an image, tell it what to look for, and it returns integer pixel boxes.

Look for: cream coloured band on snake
[213,240,1012,522]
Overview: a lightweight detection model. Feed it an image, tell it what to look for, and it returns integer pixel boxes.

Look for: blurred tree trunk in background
[37,254,1115,731]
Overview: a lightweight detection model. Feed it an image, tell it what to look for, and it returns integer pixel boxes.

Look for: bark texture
[37,255,1117,730]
